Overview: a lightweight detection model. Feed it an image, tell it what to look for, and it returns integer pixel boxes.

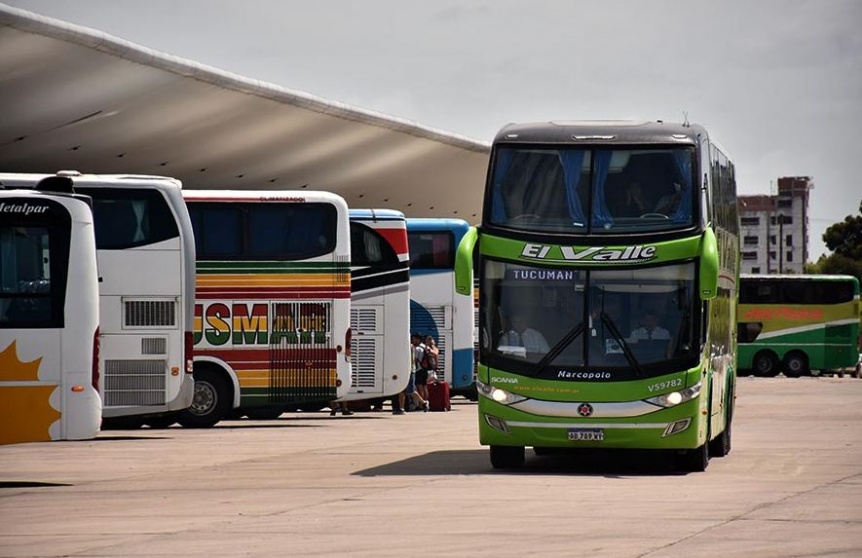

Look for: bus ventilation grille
[124,300,176,327]
[103,360,167,406]
[268,302,337,404]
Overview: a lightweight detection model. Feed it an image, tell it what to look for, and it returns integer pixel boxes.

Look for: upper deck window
[487,146,695,235]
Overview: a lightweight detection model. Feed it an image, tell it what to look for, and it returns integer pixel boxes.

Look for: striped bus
[181,190,352,426]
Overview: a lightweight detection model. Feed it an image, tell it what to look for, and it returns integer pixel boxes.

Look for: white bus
[182,190,352,426]
[406,218,475,398]
[0,180,102,443]
[0,172,196,426]
[345,209,410,404]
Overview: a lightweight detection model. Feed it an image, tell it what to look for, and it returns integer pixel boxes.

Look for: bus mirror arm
[454,226,478,296]
[699,228,718,300]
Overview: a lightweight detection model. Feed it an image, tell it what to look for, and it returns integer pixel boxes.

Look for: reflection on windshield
[488,147,695,234]
[482,260,697,379]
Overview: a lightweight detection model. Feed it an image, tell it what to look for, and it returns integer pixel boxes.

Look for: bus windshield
[487,146,696,234]
[481,259,698,379]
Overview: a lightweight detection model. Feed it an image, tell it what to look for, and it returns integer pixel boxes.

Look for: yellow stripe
[236,369,337,388]
[197,273,348,287]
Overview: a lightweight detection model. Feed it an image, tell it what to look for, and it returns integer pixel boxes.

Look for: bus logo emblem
[577,403,594,417]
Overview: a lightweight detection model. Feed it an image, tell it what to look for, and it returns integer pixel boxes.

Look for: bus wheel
[783,352,808,378]
[490,445,525,470]
[676,443,709,472]
[177,368,230,428]
[753,351,780,377]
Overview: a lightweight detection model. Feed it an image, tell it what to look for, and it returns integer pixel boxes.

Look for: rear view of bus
[407,218,475,398]
[346,209,411,403]
[183,191,352,426]
[0,185,101,443]
[0,172,196,426]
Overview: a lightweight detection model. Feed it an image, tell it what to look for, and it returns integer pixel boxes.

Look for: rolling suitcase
[427,381,451,412]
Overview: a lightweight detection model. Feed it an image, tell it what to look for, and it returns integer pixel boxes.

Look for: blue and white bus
[406,218,475,398]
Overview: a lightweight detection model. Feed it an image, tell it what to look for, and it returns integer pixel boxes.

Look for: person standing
[410,333,430,411]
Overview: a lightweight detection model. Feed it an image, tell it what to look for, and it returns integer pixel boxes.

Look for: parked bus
[345,209,410,404]
[406,218,475,398]
[459,120,740,470]
[0,182,101,443]
[738,274,860,377]
[182,190,352,426]
[0,172,196,426]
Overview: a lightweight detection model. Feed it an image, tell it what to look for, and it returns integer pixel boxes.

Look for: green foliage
[819,200,862,283]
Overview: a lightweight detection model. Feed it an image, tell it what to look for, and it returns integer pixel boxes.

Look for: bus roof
[492,120,706,147]
[182,189,348,207]
[405,217,472,233]
[349,208,406,221]
[0,171,183,191]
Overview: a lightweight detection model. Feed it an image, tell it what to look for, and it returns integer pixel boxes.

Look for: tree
[818,199,862,283]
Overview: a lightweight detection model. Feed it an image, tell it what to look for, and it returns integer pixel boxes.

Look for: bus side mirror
[699,227,718,300]
[455,226,477,297]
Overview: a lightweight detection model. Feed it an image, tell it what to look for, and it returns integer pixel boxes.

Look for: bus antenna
[682,111,690,127]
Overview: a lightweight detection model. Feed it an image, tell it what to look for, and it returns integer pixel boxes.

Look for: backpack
[420,346,436,371]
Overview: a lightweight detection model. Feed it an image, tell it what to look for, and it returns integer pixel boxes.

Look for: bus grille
[103,360,167,406]
[350,336,378,389]
[269,302,336,404]
[141,337,167,355]
[125,300,176,327]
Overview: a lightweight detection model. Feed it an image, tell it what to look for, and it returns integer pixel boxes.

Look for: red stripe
[375,228,409,257]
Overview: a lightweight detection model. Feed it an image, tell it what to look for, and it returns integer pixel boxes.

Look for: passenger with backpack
[410,333,431,412]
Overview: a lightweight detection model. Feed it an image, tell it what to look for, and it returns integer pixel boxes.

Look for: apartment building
[737,176,812,274]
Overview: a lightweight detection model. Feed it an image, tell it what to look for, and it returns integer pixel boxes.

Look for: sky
[6,0,862,261]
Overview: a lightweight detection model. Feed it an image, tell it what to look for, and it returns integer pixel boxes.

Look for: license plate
[568,428,604,442]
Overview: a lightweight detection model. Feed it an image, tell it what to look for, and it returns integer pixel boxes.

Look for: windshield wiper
[531,321,585,376]
[599,311,644,378]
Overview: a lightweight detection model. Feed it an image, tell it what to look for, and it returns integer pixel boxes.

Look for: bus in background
[406,218,475,399]
[182,190,352,426]
[738,274,860,377]
[0,172,196,428]
[460,120,739,471]
[344,210,411,404]
[0,181,101,443]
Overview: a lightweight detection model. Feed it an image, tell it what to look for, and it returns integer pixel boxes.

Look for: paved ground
[1,376,861,558]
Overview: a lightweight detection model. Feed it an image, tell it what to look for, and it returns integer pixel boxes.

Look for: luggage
[427,381,451,412]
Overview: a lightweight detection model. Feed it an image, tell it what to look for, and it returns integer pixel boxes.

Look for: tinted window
[408,231,454,269]
[350,223,399,266]
[0,199,71,328]
[187,202,337,260]
[81,187,180,249]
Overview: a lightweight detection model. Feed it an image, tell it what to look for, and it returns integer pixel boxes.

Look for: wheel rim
[787,358,802,373]
[189,381,217,416]
[756,355,773,374]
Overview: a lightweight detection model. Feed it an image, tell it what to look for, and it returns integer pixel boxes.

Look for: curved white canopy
[0,5,490,221]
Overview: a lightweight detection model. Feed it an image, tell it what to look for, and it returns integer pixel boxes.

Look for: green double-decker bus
[738,274,860,377]
[457,120,740,471]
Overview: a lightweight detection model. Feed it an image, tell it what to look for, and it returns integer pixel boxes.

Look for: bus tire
[753,351,780,377]
[490,445,525,470]
[676,442,709,472]
[177,367,231,428]
[709,385,734,458]
[782,351,808,378]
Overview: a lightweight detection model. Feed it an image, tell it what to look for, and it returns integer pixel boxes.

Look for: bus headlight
[477,380,526,406]
[646,381,702,408]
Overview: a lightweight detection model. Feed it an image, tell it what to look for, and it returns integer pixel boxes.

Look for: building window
[752,267,761,274]
[769,251,776,260]
[742,251,758,260]
[786,235,793,246]
[786,251,793,262]
[740,216,760,226]
[777,198,792,208]
[770,215,793,225]
[743,236,759,246]
[769,235,776,245]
